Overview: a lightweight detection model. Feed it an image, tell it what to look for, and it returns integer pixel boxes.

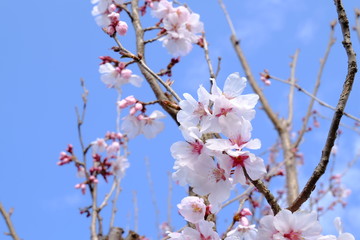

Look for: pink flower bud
[137,114,144,121]
[121,69,132,79]
[135,103,143,111]
[108,4,116,12]
[116,21,128,36]
[118,99,128,109]
[125,95,136,104]
[106,26,116,36]
[75,184,81,189]
[240,208,252,216]
[108,12,120,22]
[129,106,137,115]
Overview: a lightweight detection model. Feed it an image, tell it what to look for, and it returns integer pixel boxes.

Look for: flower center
[283,231,302,240]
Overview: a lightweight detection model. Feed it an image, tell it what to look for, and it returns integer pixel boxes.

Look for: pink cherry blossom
[116,21,128,36]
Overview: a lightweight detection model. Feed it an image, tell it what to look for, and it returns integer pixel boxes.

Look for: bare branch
[132,191,138,232]
[202,33,216,82]
[287,49,300,125]
[110,182,122,229]
[294,23,337,148]
[167,172,173,229]
[242,167,281,215]
[289,0,357,212]
[218,0,282,133]
[354,8,360,41]
[0,203,20,240]
[129,0,180,124]
[91,184,99,240]
[270,75,360,123]
[144,157,160,238]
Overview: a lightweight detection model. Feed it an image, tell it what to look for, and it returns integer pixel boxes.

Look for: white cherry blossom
[177,196,206,224]
[168,220,220,240]
[257,209,322,240]
[99,63,142,90]
[225,224,258,240]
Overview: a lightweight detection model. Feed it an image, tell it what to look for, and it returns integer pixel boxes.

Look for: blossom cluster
[169,198,355,240]
[119,95,166,139]
[150,0,204,56]
[91,0,128,36]
[99,57,143,91]
[171,72,266,209]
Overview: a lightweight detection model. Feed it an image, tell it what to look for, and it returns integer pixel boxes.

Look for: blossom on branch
[99,63,142,90]
[257,209,322,240]
[151,0,204,56]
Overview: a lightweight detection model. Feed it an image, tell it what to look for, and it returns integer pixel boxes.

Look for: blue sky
[1,0,359,239]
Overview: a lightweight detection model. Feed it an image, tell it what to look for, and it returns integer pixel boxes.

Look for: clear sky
[1,0,359,239]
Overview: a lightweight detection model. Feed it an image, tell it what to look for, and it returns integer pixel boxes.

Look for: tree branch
[243,167,281,215]
[130,0,180,124]
[287,49,300,125]
[0,203,20,240]
[218,0,282,133]
[289,0,357,212]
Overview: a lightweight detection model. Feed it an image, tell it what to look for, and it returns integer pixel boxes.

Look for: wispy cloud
[296,19,317,44]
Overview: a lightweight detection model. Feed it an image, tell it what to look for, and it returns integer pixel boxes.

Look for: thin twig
[294,23,337,148]
[110,182,122,229]
[270,75,360,123]
[202,33,216,83]
[242,167,281,215]
[98,179,118,211]
[215,57,222,79]
[287,49,300,125]
[132,191,138,232]
[91,184,98,240]
[289,0,357,212]
[144,157,160,239]
[354,8,360,41]
[218,0,282,133]
[144,32,166,44]
[167,172,173,228]
[0,203,20,240]
[315,111,360,134]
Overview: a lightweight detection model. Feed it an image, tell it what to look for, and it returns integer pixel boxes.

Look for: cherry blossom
[168,220,220,240]
[91,0,124,27]
[209,73,259,129]
[111,156,129,179]
[151,0,204,56]
[257,209,322,240]
[91,138,108,153]
[177,196,206,224]
[177,86,212,128]
[189,155,233,207]
[99,63,142,90]
[225,224,258,240]
[121,110,166,139]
